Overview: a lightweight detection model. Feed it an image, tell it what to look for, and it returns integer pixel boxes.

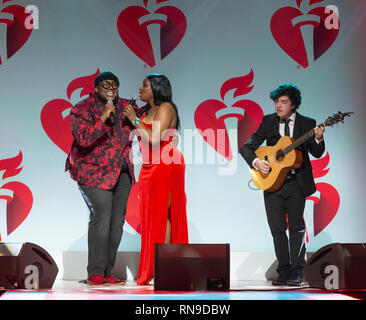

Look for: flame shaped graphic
[220,69,254,101]
[311,151,330,179]
[67,68,100,100]
[0,150,22,180]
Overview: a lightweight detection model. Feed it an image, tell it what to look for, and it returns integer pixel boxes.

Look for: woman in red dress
[123,74,189,285]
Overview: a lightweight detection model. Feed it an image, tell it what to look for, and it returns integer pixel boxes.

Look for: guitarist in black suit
[240,83,325,286]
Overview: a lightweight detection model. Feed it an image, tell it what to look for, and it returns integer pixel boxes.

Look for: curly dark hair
[269,83,302,109]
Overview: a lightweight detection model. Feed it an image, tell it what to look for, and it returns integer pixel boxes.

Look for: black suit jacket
[240,112,325,197]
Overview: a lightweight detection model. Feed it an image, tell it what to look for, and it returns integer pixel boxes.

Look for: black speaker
[304,243,366,289]
[154,243,230,291]
[0,242,58,289]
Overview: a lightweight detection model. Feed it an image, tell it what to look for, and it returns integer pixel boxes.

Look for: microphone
[121,95,138,120]
[129,95,138,106]
[107,100,114,124]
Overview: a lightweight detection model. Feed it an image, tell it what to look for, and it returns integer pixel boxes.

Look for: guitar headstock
[324,111,353,127]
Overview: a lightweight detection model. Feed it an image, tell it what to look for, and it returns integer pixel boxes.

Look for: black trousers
[264,178,306,275]
[78,170,132,276]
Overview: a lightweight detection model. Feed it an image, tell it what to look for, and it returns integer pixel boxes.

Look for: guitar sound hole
[276,150,285,161]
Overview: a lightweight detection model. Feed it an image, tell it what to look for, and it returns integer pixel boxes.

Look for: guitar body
[247,111,352,192]
[249,136,303,192]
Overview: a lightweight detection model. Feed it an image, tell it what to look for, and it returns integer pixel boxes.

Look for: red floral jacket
[65,93,142,190]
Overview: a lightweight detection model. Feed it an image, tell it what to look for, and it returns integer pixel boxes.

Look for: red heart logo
[195,99,233,160]
[1,181,33,237]
[41,99,74,154]
[0,151,33,240]
[194,70,263,160]
[117,1,186,67]
[307,182,340,236]
[41,69,100,154]
[306,152,340,236]
[0,2,33,65]
[270,0,339,68]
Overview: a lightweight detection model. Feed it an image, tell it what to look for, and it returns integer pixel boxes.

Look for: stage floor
[0,280,363,300]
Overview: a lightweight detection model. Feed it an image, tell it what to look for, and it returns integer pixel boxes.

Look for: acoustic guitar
[249,111,353,192]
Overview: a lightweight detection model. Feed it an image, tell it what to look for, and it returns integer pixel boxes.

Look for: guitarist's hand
[314,125,325,141]
[254,159,271,177]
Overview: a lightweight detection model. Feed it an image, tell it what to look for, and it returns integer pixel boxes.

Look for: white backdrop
[0,0,365,258]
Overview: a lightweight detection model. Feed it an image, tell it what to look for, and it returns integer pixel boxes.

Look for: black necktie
[284,119,291,137]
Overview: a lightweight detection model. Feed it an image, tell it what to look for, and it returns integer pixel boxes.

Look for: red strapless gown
[136,119,189,285]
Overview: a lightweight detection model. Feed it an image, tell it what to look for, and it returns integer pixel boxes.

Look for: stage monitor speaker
[304,242,366,289]
[154,243,230,291]
[0,242,58,289]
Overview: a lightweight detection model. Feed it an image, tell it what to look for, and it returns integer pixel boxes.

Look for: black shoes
[287,272,307,287]
[272,271,291,286]
[272,270,307,287]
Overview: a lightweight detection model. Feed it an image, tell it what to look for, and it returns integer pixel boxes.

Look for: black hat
[94,72,119,87]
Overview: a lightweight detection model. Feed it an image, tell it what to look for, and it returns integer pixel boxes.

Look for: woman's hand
[123,105,137,122]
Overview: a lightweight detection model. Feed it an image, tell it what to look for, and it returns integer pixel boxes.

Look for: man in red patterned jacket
[65,72,141,286]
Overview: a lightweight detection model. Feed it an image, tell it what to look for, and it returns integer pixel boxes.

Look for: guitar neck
[284,123,323,154]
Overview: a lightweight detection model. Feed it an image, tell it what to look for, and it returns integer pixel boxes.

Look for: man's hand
[314,125,325,141]
[101,101,115,123]
[254,159,271,177]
